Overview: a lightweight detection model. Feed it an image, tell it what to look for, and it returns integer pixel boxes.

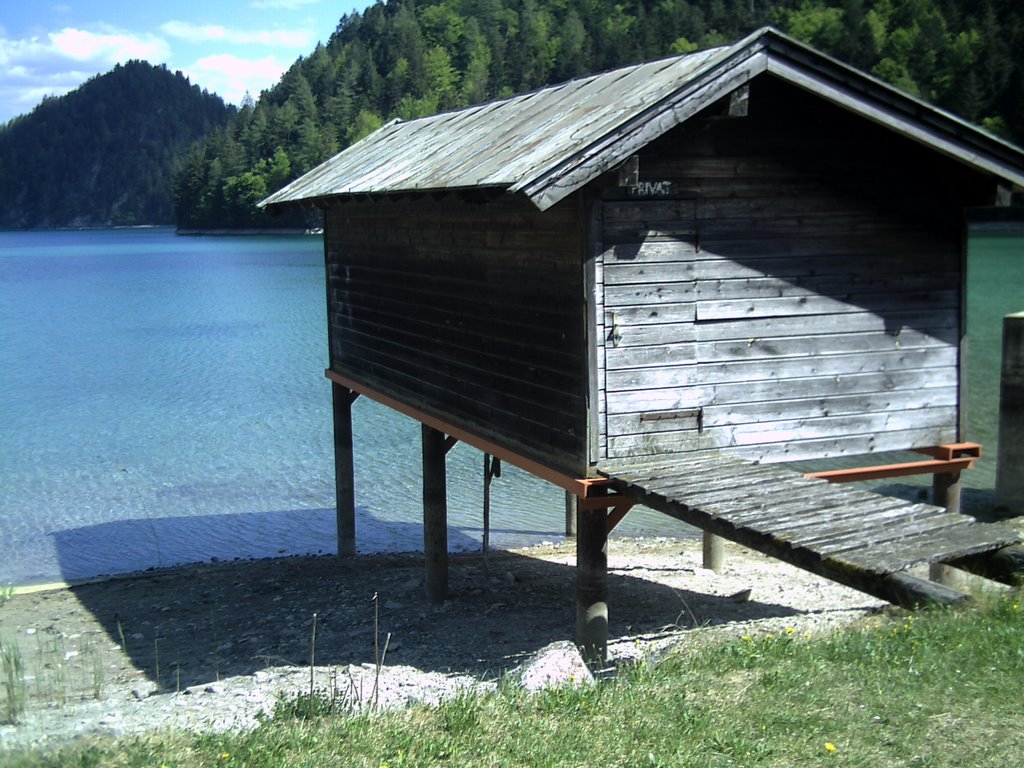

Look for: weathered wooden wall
[325,194,588,475]
[596,76,996,465]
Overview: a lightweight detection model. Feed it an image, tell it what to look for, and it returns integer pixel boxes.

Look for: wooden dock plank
[697,485,867,522]
[839,523,1020,572]
[803,512,967,557]
[776,502,951,541]
[726,493,901,530]
[776,505,965,559]
[598,453,1021,606]
[651,473,814,507]
[763,500,922,542]
[620,458,789,489]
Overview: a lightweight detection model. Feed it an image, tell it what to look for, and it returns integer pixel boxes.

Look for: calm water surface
[0,228,1020,585]
[0,228,690,585]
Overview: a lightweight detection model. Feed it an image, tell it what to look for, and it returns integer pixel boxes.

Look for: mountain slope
[0,61,235,229]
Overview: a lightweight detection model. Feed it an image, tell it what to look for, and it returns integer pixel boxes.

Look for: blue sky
[0,0,372,125]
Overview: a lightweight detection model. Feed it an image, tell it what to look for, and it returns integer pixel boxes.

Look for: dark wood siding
[325,195,587,475]
[597,77,990,465]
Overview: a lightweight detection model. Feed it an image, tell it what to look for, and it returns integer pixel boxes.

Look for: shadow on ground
[53,540,814,693]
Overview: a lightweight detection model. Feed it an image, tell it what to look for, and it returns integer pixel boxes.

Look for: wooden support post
[932,471,962,515]
[929,471,962,585]
[703,531,724,573]
[565,491,578,537]
[331,382,357,558]
[997,311,1024,515]
[422,424,448,604]
[576,490,608,666]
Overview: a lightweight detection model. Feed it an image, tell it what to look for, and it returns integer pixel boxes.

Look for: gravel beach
[0,538,887,752]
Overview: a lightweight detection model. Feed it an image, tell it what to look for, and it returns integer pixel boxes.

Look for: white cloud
[181,52,288,104]
[0,26,172,122]
[250,0,322,9]
[161,21,312,49]
[50,27,171,63]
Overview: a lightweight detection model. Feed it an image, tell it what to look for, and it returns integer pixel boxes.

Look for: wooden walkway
[598,454,1022,606]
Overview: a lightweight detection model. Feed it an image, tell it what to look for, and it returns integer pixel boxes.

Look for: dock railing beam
[331,383,358,558]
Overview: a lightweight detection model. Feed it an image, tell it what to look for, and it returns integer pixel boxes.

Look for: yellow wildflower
[825,742,838,753]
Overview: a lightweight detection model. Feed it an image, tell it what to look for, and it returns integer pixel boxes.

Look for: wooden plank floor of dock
[598,455,1022,606]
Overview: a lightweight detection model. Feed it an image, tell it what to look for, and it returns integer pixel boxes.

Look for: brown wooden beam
[325,369,606,498]
[914,442,982,461]
[805,457,976,483]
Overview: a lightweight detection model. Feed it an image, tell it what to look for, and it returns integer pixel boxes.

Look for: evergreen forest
[2,0,1021,230]
[0,62,234,229]
[178,0,1023,230]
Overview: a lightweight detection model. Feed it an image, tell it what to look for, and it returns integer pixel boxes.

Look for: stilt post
[703,532,724,573]
[996,311,1024,515]
[929,470,962,585]
[576,489,608,665]
[932,471,962,515]
[331,383,358,558]
[565,491,578,537]
[422,424,449,603]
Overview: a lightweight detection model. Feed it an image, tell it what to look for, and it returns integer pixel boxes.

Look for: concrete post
[996,311,1024,515]
[703,531,724,573]
[565,491,578,537]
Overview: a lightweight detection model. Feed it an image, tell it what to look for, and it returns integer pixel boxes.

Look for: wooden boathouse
[263,27,1024,660]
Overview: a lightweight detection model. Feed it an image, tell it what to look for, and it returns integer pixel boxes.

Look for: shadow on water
[48,506,549,584]
[54,524,811,690]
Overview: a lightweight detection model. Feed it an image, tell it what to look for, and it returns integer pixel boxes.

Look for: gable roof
[262,26,1024,213]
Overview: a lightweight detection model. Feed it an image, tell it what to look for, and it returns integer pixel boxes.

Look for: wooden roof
[262,27,1024,213]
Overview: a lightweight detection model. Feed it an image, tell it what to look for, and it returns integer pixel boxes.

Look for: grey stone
[514,641,594,694]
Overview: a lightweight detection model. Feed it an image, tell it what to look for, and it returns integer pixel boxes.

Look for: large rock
[515,641,595,693]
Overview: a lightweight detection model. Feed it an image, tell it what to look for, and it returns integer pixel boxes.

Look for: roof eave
[513,31,773,211]
[517,27,1024,210]
[763,32,1024,189]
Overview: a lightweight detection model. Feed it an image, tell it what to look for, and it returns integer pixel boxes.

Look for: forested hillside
[176,0,1023,230]
[0,62,234,229]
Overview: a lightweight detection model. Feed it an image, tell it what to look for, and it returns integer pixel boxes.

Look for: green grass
[5,593,1024,767]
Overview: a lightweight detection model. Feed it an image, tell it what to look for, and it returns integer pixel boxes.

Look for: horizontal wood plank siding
[326,195,587,475]
[599,81,971,464]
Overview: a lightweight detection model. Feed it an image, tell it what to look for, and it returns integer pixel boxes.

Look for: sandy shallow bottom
[0,538,891,752]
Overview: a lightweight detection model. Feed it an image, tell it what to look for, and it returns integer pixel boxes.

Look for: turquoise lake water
[0,228,1021,585]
